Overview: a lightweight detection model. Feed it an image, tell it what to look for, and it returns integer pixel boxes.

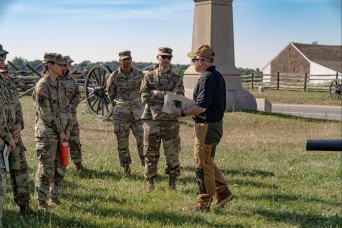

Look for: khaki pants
[193,121,229,207]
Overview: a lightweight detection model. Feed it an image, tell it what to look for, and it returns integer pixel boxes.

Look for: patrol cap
[119,50,131,60]
[0,44,9,56]
[187,44,215,59]
[43,52,66,65]
[62,55,74,64]
[158,47,173,57]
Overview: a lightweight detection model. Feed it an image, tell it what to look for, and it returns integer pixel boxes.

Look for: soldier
[106,50,145,175]
[61,55,83,171]
[0,45,16,227]
[33,53,71,210]
[140,47,184,191]
[0,45,32,215]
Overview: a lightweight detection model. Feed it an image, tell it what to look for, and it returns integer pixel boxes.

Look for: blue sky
[0,0,340,69]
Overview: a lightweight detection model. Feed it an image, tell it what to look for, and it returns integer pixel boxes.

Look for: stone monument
[184,0,256,110]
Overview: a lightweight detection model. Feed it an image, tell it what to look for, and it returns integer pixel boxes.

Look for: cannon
[306,139,342,151]
[329,79,342,100]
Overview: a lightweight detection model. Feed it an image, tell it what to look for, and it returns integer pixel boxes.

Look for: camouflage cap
[0,44,9,56]
[187,44,215,59]
[62,55,74,64]
[43,52,66,65]
[119,50,131,60]
[158,47,173,57]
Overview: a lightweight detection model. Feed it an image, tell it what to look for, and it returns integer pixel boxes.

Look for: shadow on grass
[252,208,342,227]
[244,193,340,207]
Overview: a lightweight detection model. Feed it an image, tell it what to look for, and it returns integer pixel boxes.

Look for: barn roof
[292,42,342,73]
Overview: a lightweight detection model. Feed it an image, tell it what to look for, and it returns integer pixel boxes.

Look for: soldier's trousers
[35,136,66,201]
[69,118,82,164]
[193,121,230,207]
[113,114,144,167]
[10,140,30,207]
[143,120,181,179]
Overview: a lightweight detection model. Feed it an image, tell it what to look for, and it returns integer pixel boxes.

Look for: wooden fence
[242,72,341,91]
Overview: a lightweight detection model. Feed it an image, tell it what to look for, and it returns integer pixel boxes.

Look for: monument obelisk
[184,0,256,110]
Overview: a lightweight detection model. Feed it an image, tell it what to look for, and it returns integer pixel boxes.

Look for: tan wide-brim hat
[187,44,215,59]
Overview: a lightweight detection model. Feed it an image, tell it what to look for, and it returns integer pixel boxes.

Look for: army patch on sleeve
[38,89,49,97]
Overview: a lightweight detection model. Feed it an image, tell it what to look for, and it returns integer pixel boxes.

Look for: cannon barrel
[306,139,342,151]
[26,63,42,78]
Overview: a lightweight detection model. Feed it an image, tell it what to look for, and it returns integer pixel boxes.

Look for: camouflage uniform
[106,64,145,167]
[33,72,71,202]
[0,74,30,209]
[0,78,12,227]
[140,67,184,180]
[60,69,82,165]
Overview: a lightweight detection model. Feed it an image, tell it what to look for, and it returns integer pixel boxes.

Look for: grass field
[3,96,342,227]
[249,89,341,106]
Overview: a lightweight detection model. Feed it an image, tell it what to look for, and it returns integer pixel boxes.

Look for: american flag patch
[38,90,48,97]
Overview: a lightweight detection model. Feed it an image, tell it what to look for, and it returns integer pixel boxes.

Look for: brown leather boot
[38,200,50,211]
[212,189,234,208]
[146,178,155,192]
[169,176,177,190]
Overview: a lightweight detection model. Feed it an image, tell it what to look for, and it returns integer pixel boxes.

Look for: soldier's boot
[19,205,34,215]
[75,162,84,172]
[169,176,177,191]
[37,200,50,211]
[49,198,62,207]
[146,178,155,192]
[124,164,131,176]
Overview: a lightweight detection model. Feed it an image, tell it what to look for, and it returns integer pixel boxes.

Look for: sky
[0,0,341,69]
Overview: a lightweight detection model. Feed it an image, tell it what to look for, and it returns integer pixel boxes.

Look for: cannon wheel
[84,64,113,120]
[329,79,342,100]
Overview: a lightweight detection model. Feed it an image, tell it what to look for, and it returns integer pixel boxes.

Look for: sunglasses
[160,55,172,60]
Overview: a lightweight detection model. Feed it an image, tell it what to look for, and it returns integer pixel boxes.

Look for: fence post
[252,73,254,90]
[277,72,280,90]
[304,73,307,92]
[336,72,339,80]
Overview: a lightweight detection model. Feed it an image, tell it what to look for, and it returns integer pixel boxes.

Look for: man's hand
[12,124,22,141]
[59,132,67,142]
[171,107,182,118]
[151,89,164,98]
[65,129,71,142]
[6,137,16,156]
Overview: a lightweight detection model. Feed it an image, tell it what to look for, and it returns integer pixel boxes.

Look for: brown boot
[49,198,62,207]
[37,200,50,211]
[146,178,155,192]
[124,164,131,175]
[75,162,84,171]
[212,189,234,208]
[19,205,34,215]
[169,176,177,190]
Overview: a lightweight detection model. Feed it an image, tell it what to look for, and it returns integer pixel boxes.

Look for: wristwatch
[181,110,186,117]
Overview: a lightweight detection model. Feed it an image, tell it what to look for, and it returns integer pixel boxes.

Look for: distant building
[262,42,342,84]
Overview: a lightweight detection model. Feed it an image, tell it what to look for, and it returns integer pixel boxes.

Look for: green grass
[249,88,342,106]
[3,96,342,227]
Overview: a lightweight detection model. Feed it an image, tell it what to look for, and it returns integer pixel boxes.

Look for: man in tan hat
[173,44,234,212]
[140,47,184,191]
[33,52,71,210]
[106,50,145,175]
[0,45,33,215]
[61,55,83,171]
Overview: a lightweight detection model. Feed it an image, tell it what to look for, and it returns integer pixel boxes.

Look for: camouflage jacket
[33,73,71,137]
[106,67,144,120]
[60,70,81,115]
[140,68,184,120]
[0,79,12,143]
[0,74,24,132]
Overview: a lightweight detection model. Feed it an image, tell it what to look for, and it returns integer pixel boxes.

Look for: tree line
[7,57,262,77]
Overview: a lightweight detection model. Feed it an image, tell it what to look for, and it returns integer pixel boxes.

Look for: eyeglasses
[160,55,172,60]
[191,58,201,63]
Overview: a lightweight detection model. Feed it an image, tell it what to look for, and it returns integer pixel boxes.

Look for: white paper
[162,92,195,114]
[2,145,9,172]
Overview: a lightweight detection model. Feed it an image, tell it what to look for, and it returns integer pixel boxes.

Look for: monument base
[184,66,257,111]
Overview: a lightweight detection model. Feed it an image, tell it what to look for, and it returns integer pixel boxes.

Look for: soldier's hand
[59,132,67,142]
[65,129,71,142]
[6,137,16,156]
[12,124,22,140]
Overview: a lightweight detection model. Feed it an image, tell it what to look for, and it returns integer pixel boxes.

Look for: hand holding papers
[162,92,195,115]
